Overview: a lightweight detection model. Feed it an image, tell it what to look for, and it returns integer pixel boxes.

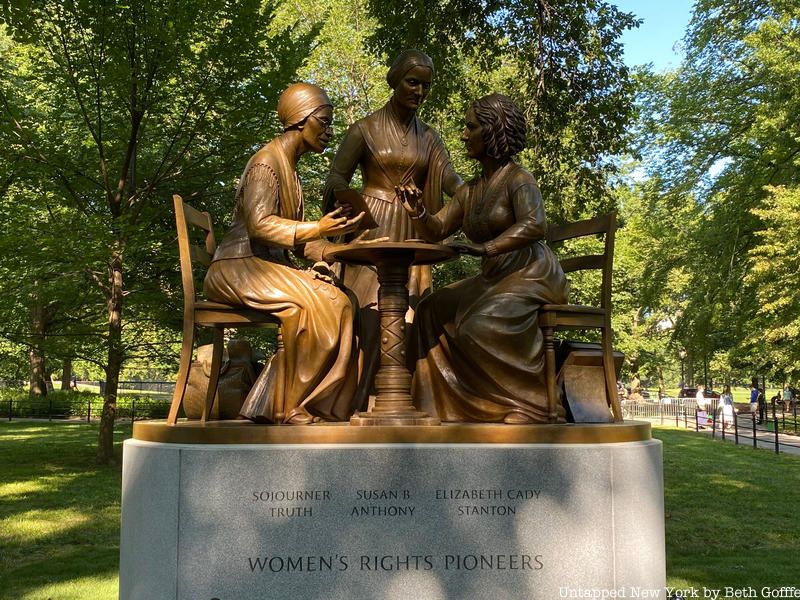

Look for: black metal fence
[1,394,171,423]
[0,379,175,397]
[74,380,174,397]
[626,396,800,454]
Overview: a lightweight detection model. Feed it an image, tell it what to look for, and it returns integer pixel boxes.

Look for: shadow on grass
[1,422,799,595]
[0,422,131,599]
[653,426,800,588]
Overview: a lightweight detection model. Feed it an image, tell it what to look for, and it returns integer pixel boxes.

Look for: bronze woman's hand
[310,261,338,286]
[348,230,390,245]
[446,241,486,256]
[318,206,364,237]
[395,184,424,218]
[334,197,354,218]
[322,232,390,259]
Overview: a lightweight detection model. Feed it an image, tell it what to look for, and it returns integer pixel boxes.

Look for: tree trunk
[29,291,48,396]
[60,357,73,390]
[97,249,125,465]
[28,345,47,396]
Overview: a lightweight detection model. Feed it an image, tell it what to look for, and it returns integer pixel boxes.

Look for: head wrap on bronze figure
[277,83,332,131]
[386,50,435,89]
[471,94,527,161]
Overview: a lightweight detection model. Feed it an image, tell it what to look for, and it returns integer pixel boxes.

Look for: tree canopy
[0,0,314,461]
[19,0,800,457]
[621,0,800,387]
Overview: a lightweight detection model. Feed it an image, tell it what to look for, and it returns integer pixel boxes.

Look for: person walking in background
[749,382,759,423]
[783,385,793,409]
[695,383,708,428]
[719,384,735,430]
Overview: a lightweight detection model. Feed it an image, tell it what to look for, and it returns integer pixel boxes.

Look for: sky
[612,0,695,71]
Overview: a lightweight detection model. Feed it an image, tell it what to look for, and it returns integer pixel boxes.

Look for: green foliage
[367,0,640,221]
[632,0,800,386]
[0,390,90,418]
[0,1,312,402]
[747,186,800,377]
[0,388,170,419]
[0,0,642,403]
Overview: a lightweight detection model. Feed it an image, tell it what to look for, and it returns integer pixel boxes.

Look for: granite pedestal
[120,421,665,600]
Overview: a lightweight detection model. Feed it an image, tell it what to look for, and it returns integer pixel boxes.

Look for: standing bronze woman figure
[400,94,568,423]
[324,49,462,409]
[204,83,363,424]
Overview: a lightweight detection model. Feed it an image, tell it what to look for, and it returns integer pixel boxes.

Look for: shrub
[0,389,170,420]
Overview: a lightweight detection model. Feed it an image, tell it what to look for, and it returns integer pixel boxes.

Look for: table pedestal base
[332,242,457,428]
[350,410,440,426]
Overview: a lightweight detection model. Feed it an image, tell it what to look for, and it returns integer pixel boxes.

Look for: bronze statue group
[204,50,568,425]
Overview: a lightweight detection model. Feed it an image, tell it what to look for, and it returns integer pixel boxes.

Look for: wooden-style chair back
[174,196,217,312]
[168,194,283,425]
[540,211,621,422]
[546,211,616,320]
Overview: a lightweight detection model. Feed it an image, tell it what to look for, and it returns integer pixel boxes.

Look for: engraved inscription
[245,554,544,573]
[251,489,332,518]
[350,489,415,517]
[435,488,543,517]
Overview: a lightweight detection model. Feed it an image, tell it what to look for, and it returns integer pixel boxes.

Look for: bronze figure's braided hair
[470,94,527,161]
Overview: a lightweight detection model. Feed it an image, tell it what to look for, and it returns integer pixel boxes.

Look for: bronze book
[334,188,379,230]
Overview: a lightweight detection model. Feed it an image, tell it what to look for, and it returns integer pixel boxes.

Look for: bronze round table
[331,241,456,426]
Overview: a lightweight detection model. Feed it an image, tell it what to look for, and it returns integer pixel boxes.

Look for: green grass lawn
[656,426,800,588]
[0,422,130,600]
[0,421,798,598]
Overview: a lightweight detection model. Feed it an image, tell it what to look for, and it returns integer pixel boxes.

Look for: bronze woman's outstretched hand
[348,230,390,245]
[395,184,425,218]
[446,241,486,256]
[309,261,338,285]
[318,206,364,237]
[319,231,391,264]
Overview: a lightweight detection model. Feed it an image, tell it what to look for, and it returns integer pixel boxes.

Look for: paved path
[643,415,800,456]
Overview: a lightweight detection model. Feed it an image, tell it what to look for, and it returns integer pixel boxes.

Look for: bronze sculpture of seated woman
[399,94,569,424]
[204,83,363,424]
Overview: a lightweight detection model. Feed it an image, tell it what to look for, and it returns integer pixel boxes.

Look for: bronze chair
[168,194,285,425]
[540,212,622,422]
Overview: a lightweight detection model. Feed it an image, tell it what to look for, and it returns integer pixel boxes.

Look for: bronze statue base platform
[133,419,652,445]
[120,422,665,599]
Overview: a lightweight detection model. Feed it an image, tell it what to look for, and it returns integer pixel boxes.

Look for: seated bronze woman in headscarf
[204,83,363,424]
[399,94,569,424]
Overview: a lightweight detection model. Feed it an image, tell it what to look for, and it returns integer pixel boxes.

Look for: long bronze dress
[203,138,359,422]
[411,161,568,423]
[324,102,461,408]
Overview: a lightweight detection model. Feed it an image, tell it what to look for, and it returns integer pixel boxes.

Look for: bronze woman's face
[302,106,333,154]
[461,107,485,160]
[392,65,432,111]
